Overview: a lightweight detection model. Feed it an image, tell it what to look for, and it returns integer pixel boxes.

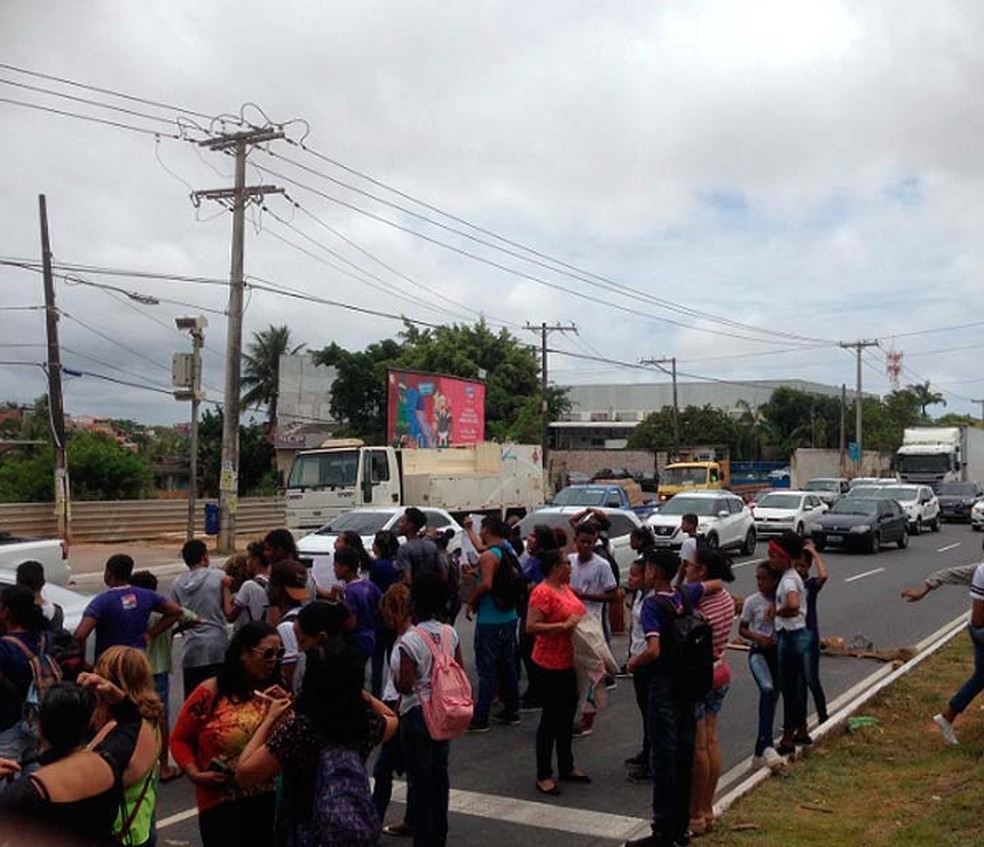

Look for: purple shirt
[82,585,170,658]
[343,578,383,658]
[640,583,704,678]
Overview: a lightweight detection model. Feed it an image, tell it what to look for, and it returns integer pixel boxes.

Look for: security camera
[175,316,209,331]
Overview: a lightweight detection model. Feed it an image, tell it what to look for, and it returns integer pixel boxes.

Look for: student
[333,546,383,666]
[0,584,47,769]
[171,539,229,698]
[396,572,460,847]
[738,563,784,768]
[15,561,63,632]
[796,541,829,724]
[267,559,311,692]
[624,557,653,782]
[624,550,724,847]
[223,541,270,630]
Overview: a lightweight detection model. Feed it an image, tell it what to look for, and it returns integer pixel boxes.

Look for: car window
[606,514,637,537]
[369,451,390,483]
[423,509,450,529]
[729,498,744,514]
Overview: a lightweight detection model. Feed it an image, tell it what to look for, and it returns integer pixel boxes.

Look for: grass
[704,634,984,846]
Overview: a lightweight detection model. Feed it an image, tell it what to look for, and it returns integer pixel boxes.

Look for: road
[70,523,983,846]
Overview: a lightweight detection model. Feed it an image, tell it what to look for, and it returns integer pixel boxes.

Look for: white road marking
[936,542,961,553]
[844,567,885,583]
[157,781,651,839]
[732,556,767,570]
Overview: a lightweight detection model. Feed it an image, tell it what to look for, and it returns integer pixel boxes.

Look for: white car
[0,571,91,632]
[752,490,828,538]
[972,499,984,531]
[517,506,643,573]
[646,492,757,555]
[297,506,463,589]
[0,533,72,586]
[880,484,941,534]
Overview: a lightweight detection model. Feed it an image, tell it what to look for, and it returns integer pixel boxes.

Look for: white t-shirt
[233,577,268,630]
[397,619,459,715]
[278,607,301,666]
[970,563,984,603]
[569,552,617,620]
[628,590,652,658]
[679,535,698,564]
[775,569,807,631]
[740,591,775,641]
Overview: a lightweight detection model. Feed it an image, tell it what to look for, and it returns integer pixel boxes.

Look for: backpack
[412,625,473,740]
[312,744,381,846]
[653,590,714,703]
[489,544,527,611]
[2,632,63,738]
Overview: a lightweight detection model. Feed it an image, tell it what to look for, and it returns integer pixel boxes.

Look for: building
[275,353,339,480]
[552,379,858,449]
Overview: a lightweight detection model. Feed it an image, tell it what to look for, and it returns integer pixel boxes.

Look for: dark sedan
[811,497,908,554]
[936,481,984,522]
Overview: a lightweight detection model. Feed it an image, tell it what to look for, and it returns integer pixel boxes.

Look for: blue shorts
[695,683,730,721]
[154,672,170,724]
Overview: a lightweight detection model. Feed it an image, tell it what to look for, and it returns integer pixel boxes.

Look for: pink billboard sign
[387,369,485,447]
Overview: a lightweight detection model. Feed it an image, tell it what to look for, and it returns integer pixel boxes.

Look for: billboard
[387,369,486,447]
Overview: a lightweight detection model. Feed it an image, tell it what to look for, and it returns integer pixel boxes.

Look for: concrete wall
[790,448,894,488]
[548,449,660,485]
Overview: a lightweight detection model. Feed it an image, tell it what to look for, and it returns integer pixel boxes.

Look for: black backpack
[489,544,527,611]
[653,590,714,702]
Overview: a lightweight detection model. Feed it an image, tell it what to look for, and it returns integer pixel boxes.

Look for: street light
[173,316,207,541]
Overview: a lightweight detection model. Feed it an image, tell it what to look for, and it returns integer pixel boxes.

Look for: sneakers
[519,697,542,712]
[792,730,813,746]
[605,675,618,691]
[493,710,521,726]
[626,766,651,783]
[467,719,491,733]
[624,751,647,768]
[933,713,959,745]
[382,821,413,837]
[572,712,595,737]
[753,746,787,769]
[615,664,632,678]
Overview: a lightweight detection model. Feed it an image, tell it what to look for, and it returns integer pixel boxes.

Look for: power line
[0,96,180,138]
[60,311,173,376]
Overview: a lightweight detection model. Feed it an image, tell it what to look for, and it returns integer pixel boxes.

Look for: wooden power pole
[640,356,679,459]
[525,322,577,473]
[39,195,70,542]
[194,128,283,553]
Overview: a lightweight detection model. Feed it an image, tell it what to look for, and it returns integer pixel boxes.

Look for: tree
[908,381,946,419]
[628,405,739,453]
[756,388,842,458]
[0,446,54,502]
[197,409,277,497]
[68,431,154,500]
[935,413,984,428]
[241,325,306,430]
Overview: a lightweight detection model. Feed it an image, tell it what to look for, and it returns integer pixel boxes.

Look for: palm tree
[241,325,305,431]
[909,381,947,419]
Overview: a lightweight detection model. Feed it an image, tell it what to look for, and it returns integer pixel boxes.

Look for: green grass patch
[706,635,984,846]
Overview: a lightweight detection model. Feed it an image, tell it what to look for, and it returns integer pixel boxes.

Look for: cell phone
[206,757,232,776]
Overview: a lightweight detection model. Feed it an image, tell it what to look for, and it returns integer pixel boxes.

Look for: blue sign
[848,441,860,463]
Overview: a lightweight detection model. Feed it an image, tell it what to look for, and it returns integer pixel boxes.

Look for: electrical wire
[0,96,180,138]
[59,311,173,376]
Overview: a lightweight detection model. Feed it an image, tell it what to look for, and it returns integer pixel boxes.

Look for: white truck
[285,439,544,532]
[896,426,984,488]
[0,532,72,586]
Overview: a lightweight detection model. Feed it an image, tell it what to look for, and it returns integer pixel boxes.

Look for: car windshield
[658,497,723,517]
[829,498,878,516]
[849,486,882,499]
[661,466,709,486]
[315,510,393,536]
[552,486,609,506]
[938,483,979,496]
[287,450,359,490]
[883,486,919,502]
[897,454,950,474]
[755,494,803,510]
[805,480,838,492]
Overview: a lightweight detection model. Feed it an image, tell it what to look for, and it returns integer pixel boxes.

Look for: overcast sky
[2,1,982,426]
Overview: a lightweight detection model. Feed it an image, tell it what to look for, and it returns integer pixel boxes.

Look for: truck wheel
[706,532,719,550]
[741,528,756,556]
[869,532,880,554]
[898,527,909,549]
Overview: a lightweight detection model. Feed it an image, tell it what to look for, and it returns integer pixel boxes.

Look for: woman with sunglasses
[170,621,287,847]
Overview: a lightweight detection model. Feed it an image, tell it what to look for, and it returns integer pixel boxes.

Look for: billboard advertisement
[387,369,486,447]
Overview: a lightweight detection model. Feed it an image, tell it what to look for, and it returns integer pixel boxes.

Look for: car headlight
[850,524,871,533]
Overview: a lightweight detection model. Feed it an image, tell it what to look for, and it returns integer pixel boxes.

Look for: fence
[0,497,286,543]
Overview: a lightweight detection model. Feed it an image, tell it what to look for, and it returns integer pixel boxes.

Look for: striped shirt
[696,587,735,661]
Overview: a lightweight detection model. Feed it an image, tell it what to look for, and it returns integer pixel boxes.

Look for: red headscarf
[768,538,791,568]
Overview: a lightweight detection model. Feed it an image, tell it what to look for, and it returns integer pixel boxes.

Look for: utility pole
[174,317,208,541]
[971,399,984,423]
[839,383,846,477]
[525,322,577,474]
[195,128,283,553]
[640,356,678,459]
[839,339,879,472]
[39,195,70,542]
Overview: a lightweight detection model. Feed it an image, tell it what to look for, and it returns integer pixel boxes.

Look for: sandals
[560,770,592,784]
[536,780,560,796]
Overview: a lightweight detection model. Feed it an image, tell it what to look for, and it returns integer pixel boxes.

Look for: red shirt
[528,582,586,670]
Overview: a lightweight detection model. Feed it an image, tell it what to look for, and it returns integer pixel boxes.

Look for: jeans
[473,620,520,723]
[950,624,984,715]
[535,664,578,780]
[748,649,779,756]
[0,721,37,770]
[372,700,410,824]
[777,628,811,733]
[646,674,696,843]
[804,629,828,722]
[401,706,450,847]
[632,663,652,764]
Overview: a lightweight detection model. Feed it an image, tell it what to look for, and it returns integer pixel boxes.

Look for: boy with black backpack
[624,550,724,847]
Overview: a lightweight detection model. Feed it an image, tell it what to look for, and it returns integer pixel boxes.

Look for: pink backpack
[412,625,474,740]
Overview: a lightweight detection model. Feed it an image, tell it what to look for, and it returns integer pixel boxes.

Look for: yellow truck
[657,457,731,503]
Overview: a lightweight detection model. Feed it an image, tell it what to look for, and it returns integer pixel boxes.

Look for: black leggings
[535,664,578,781]
[198,793,276,847]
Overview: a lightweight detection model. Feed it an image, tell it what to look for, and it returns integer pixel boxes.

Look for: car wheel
[913,518,922,536]
[706,532,719,550]
[796,522,805,537]
[741,528,756,556]
[931,516,941,532]
[973,525,982,532]
[869,532,880,554]
[898,527,909,549]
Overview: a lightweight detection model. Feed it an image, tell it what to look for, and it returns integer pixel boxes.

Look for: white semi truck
[896,426,984,488]
[285,439,544,532]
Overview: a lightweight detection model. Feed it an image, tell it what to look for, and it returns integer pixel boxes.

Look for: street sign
[848,441,860,463]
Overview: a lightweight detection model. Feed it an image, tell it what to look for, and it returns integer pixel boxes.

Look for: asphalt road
[74,523,984,846]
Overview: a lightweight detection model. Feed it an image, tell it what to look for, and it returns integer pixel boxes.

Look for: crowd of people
[0,507,838,847]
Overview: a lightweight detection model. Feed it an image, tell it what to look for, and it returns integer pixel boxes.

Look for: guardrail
[0,497,286,543]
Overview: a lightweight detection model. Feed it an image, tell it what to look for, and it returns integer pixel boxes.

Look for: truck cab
[657,454,731,503]
[896,427,967,488]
